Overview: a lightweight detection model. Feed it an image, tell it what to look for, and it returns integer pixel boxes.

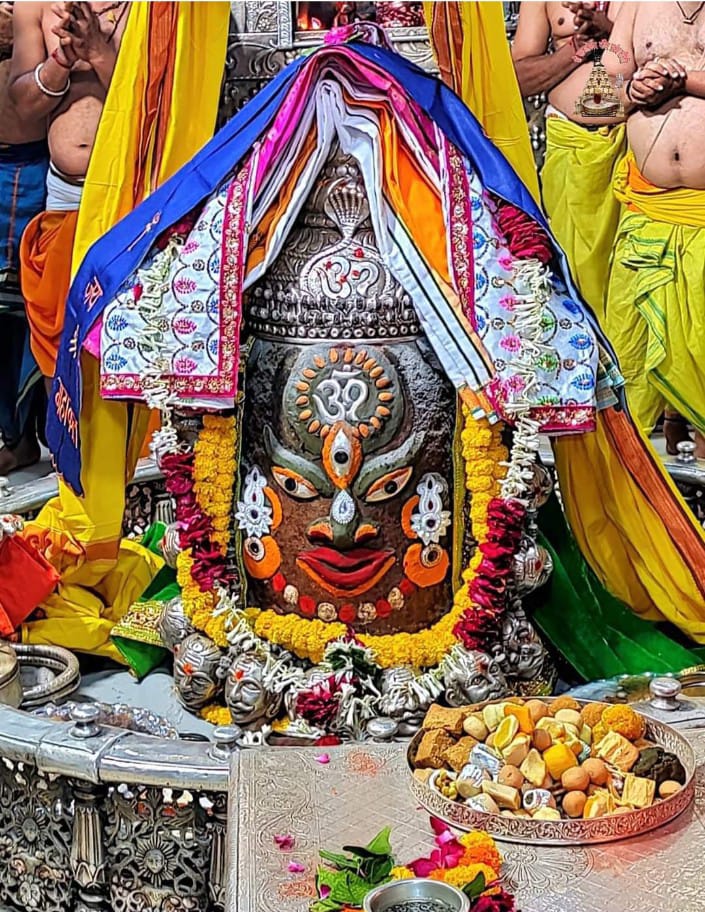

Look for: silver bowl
[363,878,470,912]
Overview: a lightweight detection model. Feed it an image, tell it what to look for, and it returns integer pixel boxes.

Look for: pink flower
[473,889,516,912]
[503,375,526,395]
[314,754,330,765]
[493,199,553,265]
[408,818,465,877]
[174,356,198,374]
[498,295,517,312]
[173,317,197,334]
[287,861,306,874]
[174,277,198,296]
[274,834,295,851]
[499,335,522,354]
[497,253,514,271]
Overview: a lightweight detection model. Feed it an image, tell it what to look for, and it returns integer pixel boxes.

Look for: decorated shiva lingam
[157,150,555,741]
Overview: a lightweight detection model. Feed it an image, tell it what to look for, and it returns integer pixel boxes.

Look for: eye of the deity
[271,466,319,500]
[363,466,414,503]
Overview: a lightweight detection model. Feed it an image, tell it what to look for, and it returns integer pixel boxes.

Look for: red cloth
[0,535,60,636]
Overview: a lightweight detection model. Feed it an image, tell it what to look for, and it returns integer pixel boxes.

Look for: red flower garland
[453,498,526,652]
[161,450,232,591]
[295,672,354,730]
[493,199,552,265]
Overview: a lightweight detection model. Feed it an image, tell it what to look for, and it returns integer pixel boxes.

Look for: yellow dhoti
[605,153,705,436]
[541,116,626,318]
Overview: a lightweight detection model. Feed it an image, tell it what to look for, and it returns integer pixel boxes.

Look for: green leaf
[316,868,371,905]
[462,872,487,899]
[366,826,393,856]
[344,871,379,905]
[311,899,344,912]
[364,857,393,885]
[319,849,363,873]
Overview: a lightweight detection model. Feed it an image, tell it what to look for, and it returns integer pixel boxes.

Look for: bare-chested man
[512,2,625,319]
[8,1,127,381]
[601,3,705,456]
[0,2,48,472]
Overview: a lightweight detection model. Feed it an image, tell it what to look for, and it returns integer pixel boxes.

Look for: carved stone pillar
[208,793,228,911]
[71,779,108,912]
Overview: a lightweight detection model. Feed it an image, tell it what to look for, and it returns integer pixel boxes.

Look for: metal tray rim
[407,697,696,846]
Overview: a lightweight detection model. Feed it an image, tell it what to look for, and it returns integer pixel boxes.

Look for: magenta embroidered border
[101,160,251,401]
[444,142,476,331]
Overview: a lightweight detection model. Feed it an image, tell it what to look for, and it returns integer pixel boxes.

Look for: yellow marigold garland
[193,414,237,552]
[177,413,237,649]
[200,704,233,725]
[249,408,508,669]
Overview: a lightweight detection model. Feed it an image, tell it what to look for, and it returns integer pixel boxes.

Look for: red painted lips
[296,546,395,597]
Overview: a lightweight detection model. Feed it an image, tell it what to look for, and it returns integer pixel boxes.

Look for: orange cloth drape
[20,210,78,378]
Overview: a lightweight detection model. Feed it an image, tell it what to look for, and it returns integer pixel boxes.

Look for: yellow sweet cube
[543,742,578,780]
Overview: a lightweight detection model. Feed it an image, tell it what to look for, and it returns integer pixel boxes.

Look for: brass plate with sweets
[407,697,695,846]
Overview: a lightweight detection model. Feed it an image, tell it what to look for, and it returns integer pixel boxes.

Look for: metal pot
[0,644,22,708]
[363,879,470,912]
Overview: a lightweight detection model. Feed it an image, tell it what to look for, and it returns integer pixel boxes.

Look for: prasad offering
[409,696,694,845]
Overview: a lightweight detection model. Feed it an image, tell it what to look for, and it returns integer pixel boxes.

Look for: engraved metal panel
[105,786,213,912]
[228,730,705,912]
[0,759,74,912]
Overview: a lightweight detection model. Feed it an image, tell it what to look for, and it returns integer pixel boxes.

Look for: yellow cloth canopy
[423,0,540,203]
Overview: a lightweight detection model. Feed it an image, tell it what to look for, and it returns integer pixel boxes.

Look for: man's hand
[52,2,109,68]
[50,2,79,68]
[630,57,687,107]
[563,2,612,40]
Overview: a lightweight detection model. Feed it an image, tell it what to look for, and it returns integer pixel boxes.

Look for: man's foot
[0,434,41,474]
[663,414,693,456]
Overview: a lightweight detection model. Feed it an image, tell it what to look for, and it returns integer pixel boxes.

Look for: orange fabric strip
[20,209,79,378]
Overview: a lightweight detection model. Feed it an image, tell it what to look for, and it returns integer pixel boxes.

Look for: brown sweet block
[443,736,478,772]
[422,703,468,737]
[415,729,457,769]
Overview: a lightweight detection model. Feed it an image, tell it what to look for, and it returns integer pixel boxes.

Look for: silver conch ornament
[513,535,553,595]
[160,523,182,569]
[443,646,508,707]
[173,634,223,711]
[158,597,194,653]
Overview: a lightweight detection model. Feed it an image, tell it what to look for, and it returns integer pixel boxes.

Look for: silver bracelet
[33,61,70,97]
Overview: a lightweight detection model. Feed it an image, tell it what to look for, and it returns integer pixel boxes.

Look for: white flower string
[125,235,185,464]
[501,258,555,412]
[500,413,542,503]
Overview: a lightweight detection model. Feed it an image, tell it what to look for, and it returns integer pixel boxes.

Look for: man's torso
[545,1,624,126]
[629,2,705,188]
[41,2,126,179]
